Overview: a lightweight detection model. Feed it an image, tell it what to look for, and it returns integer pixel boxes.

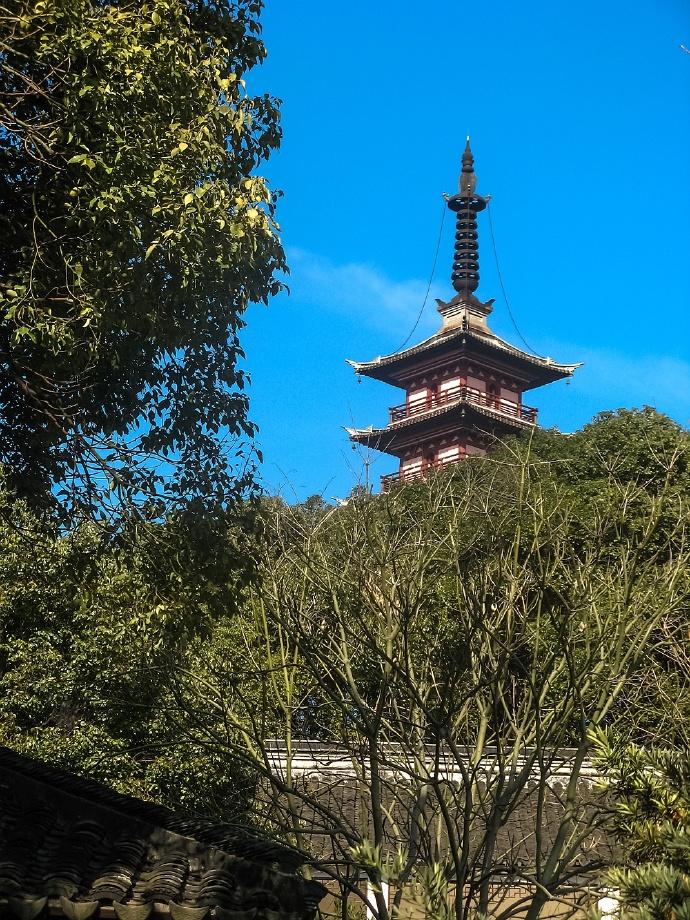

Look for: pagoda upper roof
[347,326,580,391]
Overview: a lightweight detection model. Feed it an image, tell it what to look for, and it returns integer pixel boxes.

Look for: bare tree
[168,453,690,920]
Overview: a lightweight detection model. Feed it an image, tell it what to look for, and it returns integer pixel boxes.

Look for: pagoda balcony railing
[381,456,461,491]
[388,384,537,426]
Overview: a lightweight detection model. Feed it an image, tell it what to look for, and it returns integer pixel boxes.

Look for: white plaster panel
[407,387,429,405]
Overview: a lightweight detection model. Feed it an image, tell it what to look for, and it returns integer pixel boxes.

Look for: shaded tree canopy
[1,409,688,816]
[0,0,283,517]
[155,408,690,920]
[0,474,260,812]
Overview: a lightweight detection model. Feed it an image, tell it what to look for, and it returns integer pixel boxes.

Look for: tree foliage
[517,409,690,552]
[0,409,688,919]
[0,0,283,516]
[0,478,259,813]
[505,409,690,745]
[161,413,690,920]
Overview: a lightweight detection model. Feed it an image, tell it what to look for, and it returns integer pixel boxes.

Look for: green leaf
[0,0,284,515]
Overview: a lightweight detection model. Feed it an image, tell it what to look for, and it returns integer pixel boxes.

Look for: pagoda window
[407,387,432,414]
[407,387,431,405]
[401,455,423,476]
[439,376,462,394]
[487,382,500,408]
[437,445,460,465]
[501,387,520,415]
[422,447,436,471]
[467,374,486,393]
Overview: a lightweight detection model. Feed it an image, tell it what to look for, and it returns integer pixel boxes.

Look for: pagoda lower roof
[346,397,534,457]
[348,327,580,390]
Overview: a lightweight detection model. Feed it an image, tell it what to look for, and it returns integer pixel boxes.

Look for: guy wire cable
[486,198,541,357]
[392,199,447,353]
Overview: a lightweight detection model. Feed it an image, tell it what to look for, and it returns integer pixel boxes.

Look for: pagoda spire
[447,138,488,298]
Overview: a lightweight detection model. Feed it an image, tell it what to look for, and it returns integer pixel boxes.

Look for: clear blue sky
[241,0,690,501]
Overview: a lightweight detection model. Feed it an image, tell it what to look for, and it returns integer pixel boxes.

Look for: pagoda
[346,141,580,489]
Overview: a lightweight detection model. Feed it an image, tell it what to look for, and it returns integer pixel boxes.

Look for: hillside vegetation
[1,408,689,919]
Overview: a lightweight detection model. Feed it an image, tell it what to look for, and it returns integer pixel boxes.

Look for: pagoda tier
[347,326,578,391]
[346,140,580,488]
[346,377,538,483]
[347,382,537,450]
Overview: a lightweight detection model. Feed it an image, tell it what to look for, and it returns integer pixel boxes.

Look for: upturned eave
[348,328,581,391]
[346,399,534,457]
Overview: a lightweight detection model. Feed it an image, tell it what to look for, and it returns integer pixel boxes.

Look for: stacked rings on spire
[452,204,481,293]
[446,139,487,296]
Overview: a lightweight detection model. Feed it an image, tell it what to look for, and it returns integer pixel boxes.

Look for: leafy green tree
[502,410,690,747]
[571,408,689,490]
[0,477,259,813]
[514,409,690,547]
[593,731,690,920]
[0,0,283,516]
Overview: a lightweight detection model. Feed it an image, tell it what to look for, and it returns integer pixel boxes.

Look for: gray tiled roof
[348,328,580,379]
[0,747,325,920]
[345,396,533,445]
